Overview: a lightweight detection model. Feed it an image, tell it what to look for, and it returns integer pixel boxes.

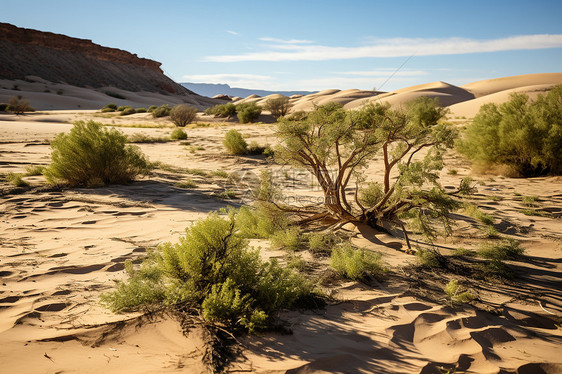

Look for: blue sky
[2,0,562,91]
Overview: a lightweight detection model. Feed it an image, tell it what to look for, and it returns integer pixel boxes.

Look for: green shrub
[236,102,262,123]
[25,165,45,176]
[307,231,341,254]
[444,280,475,305]
[359,182,384,208]
[152,104,172,118]
[170,104,197,127]
[120,106,136,116]
[270,227,303,251]
[223,129,247,155]
[210,170,229,178]
[477,239,523,260]
[415,247,443,268]
[170,128,188,140]
[101,107,115,113]
[135,107,147,113]
[247,141,266,155]
[331,243,385,281]
[463,204,495,225]
[458,86,562,176]
[236,205,288,239]
[101,212,313,333]
[44,120,149,187]
[103,103,118,110]
[6,173,29,187]
[6,95,35,115]
[175,179,197,188]
[116,106,126,111]
[205,103,236,118]
[147,105,158,113]
[126,133,169,143]
[264,97,292,118]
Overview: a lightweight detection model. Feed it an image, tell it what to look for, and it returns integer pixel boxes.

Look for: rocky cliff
[0,23,192,96]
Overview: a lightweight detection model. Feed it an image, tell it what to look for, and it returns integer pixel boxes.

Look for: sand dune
[461,73,562,97]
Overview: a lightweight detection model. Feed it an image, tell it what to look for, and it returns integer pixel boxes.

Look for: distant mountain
[181,82,316,98]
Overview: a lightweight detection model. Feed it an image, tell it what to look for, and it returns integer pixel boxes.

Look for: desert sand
[1,74,562,374]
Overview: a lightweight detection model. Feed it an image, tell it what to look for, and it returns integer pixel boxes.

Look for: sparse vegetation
[175,179,197,188]
[463,204,495,225]
[120,106,136,116]
[152,104,172,118]
[44,120,150,187]
[6,173,29,187]
[205,103,236,118]
[458,85,562,176]
[25,165,45,176]
[6,95,35,115]
[264,97,292,118]
[223,129,247,155]
[477,239,524,261]
[444,280,475,305]
[236,102,262,123]
[170,104,198,127]
[270,227,303,251]
[170,128,188,140]
[331,243,386,281]
[126,133,170,143]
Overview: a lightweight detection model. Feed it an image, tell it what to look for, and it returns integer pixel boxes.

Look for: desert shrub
[477,239,523,260]
[147,105,158,113]
[307,231,341,254]
[135,107,147,113]
[270,227,303,251]
[116,106,126,111]
[175,179,197,188]
[170,104,197,127]
[6,173,29,187]
[120,106,136,116]
[236,205,288,239]
[458,86,562,176]
[444,280,475,305]
[6,95,35,115]
[101,212,313,333]
[264,97,292,118]
[236,102,262,123]
[0,103,8,112]
[152,104,172,118]
[223,129,247,155]
[25,165,45,176]
[358,182,384,208]
[103,103,118,110]
[415,247,444,268]
[331,243,386,281]
[211,170,229,178]
[101,107,115,113]
[44,120,149,187]
[170,128,188,140]
[126,133,169,143]
[205,103,236,118]
[463,204,495,225]
[247,141,266,155]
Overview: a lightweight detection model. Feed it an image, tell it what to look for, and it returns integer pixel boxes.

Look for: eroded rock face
[0,23,191,95]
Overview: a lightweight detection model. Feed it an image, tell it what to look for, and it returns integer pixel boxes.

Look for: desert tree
[170,104,198,127]
[264,97,292,118]
[7,95,35,115]
[271,99,471,245]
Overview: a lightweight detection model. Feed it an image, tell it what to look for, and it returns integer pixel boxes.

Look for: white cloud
[339,69,428,77]
[226,30,239,35]
[204,34,562,62]
[259,37,313,44]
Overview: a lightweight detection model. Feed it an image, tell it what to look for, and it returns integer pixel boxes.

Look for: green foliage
[152,104,172,118]
[170,128,188,140]
[247,141,266,155]
[135,107,147,113]
[205,103,237,118]
[236,205,288,239]
[444,280,475,305]
[453,247,476,257]
[6,173,29,187]
[25,164,45,176]
[126,133,169,143]
[6,95,35,115]
[223,129,247,155]
[44,120,150,187]
[175,179,197,188]
[477,239,524,260]
[101,212,313,332]
[463,204,495,225]
[170,104,198,127]
[147,105,158,113]
[210,170,229,178]
[264,97,292,118]
[103,103,118,110]
[236,102,262,123]
[120,106,136,116]
[415,247,444,268]
[101,107,115,113]
[270,227,303,251]
[307,231,341,254]
[359,182,384,208]
[117,106,126,111]
[458,86,562,176]
[331,243,386,281]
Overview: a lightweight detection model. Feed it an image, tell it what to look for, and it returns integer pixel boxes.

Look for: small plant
[210,170,229,178]
[223,129,248,155]
[521,195,538,207]
[477,239,524,260]
[448,169,458,175]
[444,280,475,305]
[416,247,444,268]
[147,105,158,113]
[236,102,262,123]
[103,103,118,110]
[247,141,266,155]
[218,190,237,199]
[270,227,303,251]
[25,165,45,176]
[152,104,172,118]
[6,95,35,115]
[175,179,197,188]
[170,104,198,127]
[205,103,236,118]
[453,247,476,257]
[101,107,115,113]
[359,182,384,208]
[170,128,188,140]
[120,106,136,116]
[44,120,149,187]
[6,173,29,187]
[236,205,289,239]
[263,97,292,118]
[307,231,341,254]
[463,204,495,225]
[331,243,386,281]
[135,107,147,113]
